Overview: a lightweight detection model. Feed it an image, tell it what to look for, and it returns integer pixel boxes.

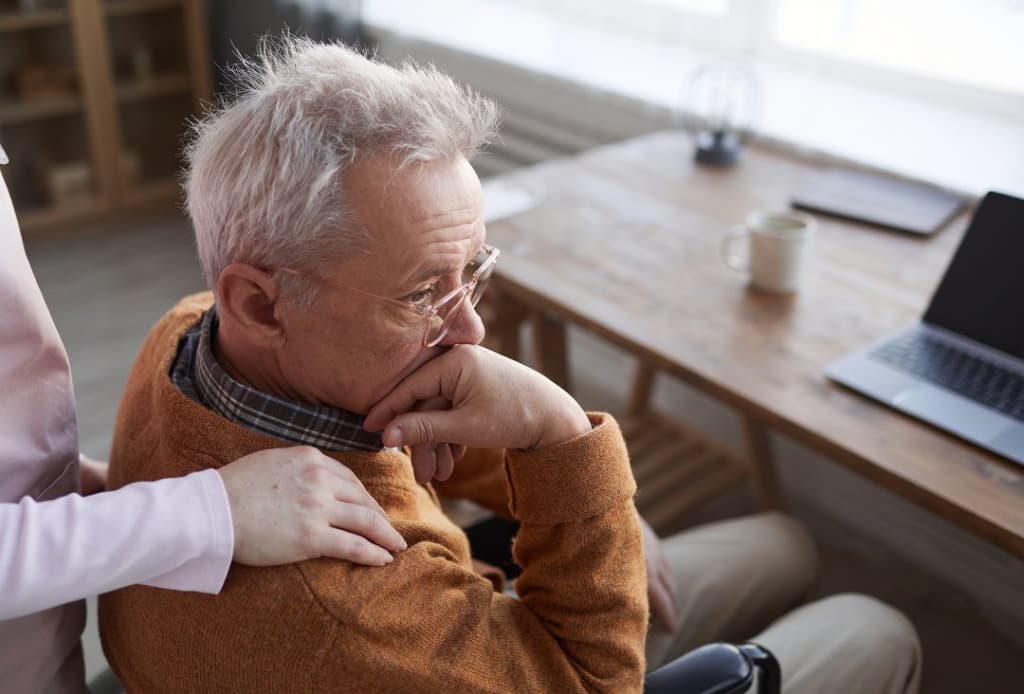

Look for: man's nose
[439,298,486,347]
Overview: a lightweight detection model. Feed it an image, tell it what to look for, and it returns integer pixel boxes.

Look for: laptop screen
[924,192,1024,359]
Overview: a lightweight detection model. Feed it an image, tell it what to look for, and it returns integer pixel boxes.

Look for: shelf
[11,0,209,234]
[19,195,108,232]
[20,181,179,232]
[116,73,190,103]
[104,0,181,18]
[122,178,180,207]
[0,95,82,126]
[0,8,69,33]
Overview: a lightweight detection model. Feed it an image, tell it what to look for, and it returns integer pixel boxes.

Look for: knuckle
[412,417,434,444]
[300,463,328,486]
[298,491,322,511]
[300,520,321,549]
[294,446,321,462]
[360,507,383,534]
[336,533,369,562]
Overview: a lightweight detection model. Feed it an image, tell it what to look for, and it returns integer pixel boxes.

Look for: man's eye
[405,287,435,307]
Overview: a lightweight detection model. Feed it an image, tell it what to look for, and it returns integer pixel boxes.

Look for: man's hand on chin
[407,395,466,485]
[363,344,592,482]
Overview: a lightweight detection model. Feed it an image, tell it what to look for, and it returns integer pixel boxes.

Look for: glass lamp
[682,62,759,166]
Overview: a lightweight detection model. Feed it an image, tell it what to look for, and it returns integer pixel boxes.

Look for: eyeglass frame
[266,244,500,348]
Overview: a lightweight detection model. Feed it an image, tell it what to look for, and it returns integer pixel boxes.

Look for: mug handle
[721,225,749,272]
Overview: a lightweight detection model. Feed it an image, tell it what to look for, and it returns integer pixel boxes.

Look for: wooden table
[482,131,1024,557]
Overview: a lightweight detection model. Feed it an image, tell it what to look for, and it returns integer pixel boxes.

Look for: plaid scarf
[170,307,384,452]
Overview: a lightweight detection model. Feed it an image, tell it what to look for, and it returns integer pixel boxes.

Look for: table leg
[627,362,657,416]
[482,288,528,362]
[530,311,571,392]
[740,415,783,510]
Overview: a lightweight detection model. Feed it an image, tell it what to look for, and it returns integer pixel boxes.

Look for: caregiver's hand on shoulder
[218,446,406,567]
[364,345,591,461]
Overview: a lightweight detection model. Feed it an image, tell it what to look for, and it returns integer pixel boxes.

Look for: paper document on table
[482,181,539,223]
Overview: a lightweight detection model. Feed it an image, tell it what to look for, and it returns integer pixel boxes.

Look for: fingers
[328,472,386,517]
[416,395,450,412]
[410,443,455,485]
[407,400,454,484]
[382,409,465,449]
[451,444,466,462]
[327,500,407,555]
[317,528,396,567]
[364,356,451,432]
[434,443,455,482]
[411,444,438,485]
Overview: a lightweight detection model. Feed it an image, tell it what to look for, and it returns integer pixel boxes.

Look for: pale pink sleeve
[0,468,233,620]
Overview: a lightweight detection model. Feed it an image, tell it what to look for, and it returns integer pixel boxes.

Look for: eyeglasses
[269,244,500,347]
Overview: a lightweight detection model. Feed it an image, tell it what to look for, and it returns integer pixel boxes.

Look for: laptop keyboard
[871,331,1024,421]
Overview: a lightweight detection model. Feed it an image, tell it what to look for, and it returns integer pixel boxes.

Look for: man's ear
[215,263,288,348]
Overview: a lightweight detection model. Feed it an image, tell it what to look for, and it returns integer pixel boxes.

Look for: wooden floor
[24,206,1022,692]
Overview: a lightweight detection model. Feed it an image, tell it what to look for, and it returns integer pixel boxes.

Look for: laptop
[826,191,1024,466]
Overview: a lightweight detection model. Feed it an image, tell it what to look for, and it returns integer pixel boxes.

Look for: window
[774,0,1024,97]
[642,0,728,16]
[493,0,1024,107]
[361,0,1024,194]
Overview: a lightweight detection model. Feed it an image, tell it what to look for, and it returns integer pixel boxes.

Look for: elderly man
[100,39,921,693]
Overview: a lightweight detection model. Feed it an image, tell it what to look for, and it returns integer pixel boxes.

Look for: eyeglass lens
[424,248,496,346]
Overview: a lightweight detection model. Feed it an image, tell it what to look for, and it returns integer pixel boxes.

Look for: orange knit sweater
[99,294,648,693]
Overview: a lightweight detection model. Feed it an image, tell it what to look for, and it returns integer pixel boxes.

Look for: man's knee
[749,511,818,599]
[811,593,921,692]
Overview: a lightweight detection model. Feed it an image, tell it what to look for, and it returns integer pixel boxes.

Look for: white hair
[184,36,501,296]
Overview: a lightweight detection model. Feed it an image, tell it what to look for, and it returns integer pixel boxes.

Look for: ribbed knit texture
[99,293,648,693]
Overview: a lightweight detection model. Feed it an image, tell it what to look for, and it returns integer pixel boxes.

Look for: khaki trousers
[645,512,922,694]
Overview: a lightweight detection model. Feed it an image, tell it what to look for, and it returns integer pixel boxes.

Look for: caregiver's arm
[0,446,405,620]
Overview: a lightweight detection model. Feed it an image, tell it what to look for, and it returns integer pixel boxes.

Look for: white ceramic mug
[721,210,816,293]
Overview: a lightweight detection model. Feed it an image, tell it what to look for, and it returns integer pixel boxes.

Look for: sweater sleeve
[431,445,513,518]
[314,413,648,693]
[0,468,233,620]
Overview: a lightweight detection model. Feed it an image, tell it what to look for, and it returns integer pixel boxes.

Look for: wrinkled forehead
[352,156,483,244]
[337,154,485,285]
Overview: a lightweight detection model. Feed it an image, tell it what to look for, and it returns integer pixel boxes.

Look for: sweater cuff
[505,413,635,524]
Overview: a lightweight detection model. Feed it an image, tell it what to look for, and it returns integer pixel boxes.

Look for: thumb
[383,409,465,448]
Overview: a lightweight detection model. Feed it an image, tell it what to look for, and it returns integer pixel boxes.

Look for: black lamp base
[695,130,742,166]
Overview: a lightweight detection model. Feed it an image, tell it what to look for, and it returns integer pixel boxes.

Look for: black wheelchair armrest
[643,642,780,694]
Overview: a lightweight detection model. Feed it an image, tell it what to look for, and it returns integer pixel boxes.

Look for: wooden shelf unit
[0,95,82,125]
[19,194,106,229]
[0,0,209,231]
[121,178,179,207]
[116,72,190,103]
[104,0,181,18]
[0,7,68,32]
